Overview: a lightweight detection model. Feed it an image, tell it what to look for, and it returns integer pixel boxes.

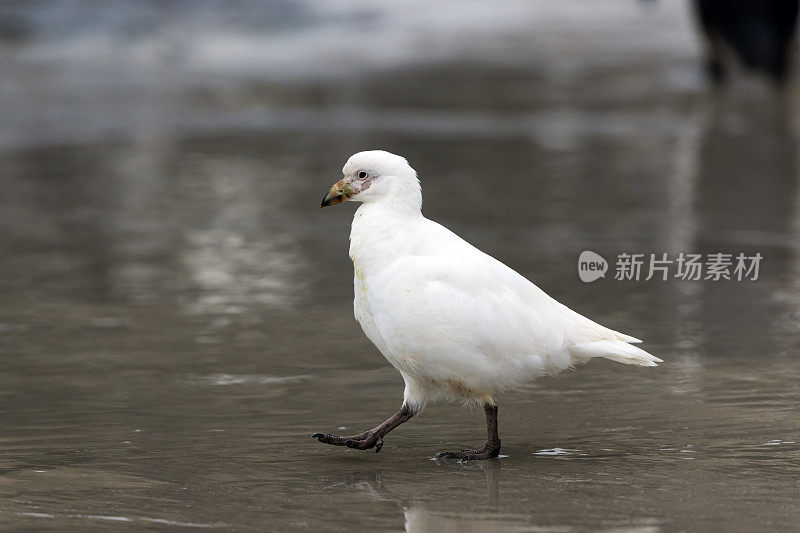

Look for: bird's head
[321,150,421,211]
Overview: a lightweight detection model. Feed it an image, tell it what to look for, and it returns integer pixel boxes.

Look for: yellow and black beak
[320,178,350,208]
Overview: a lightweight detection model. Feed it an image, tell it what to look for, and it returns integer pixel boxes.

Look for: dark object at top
[694,0,800,83]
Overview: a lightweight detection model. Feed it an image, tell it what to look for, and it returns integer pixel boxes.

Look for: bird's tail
[569,340,662,367]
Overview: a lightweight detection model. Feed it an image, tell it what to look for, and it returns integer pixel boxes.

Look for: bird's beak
[320,178,351,208]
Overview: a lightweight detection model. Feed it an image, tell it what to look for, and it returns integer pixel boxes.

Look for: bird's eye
[358,171,367,180]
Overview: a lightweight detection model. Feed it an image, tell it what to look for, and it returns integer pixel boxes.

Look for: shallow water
[2,1,800,531]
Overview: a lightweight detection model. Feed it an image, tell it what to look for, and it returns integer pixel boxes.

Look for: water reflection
[318,465,511,533]
[693,87,800,359]
[663,85,800,392]
[317,464,669,532]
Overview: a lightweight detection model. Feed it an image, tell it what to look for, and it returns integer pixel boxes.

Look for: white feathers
[569,340,662,367]
[340,151,661,410]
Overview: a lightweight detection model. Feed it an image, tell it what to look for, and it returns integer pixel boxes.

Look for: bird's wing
[367,220,638,381]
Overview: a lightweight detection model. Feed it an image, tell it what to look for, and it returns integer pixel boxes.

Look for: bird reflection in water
[315,462,511,532]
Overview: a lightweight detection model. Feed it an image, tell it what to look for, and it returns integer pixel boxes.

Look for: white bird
[313,150,662,460]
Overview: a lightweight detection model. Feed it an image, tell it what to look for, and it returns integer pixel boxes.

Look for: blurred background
[1,1,799,530]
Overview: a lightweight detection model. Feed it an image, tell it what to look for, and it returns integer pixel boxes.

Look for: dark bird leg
[693,0,800,85]
[706,53,727,85]
[436,403,501,460]
[312,404,415,452]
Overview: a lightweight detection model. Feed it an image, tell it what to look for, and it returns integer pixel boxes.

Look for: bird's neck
[370,178,423,214]
[349,202,423,274]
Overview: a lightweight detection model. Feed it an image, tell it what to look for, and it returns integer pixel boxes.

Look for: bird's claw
[344,438,378,450]
[435,451,475,461]
[434,445,500,461]
[312,432,344,445]
[312,431,382,451]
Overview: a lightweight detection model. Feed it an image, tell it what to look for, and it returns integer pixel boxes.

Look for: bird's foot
[312,431,384,452]
[435,443,500,461]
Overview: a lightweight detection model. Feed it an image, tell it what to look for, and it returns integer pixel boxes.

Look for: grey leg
[313,404,415,453]
[436,403,501,460]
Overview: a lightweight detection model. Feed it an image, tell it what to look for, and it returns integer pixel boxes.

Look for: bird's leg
[436,403,501,460]
[312,404,415,453]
